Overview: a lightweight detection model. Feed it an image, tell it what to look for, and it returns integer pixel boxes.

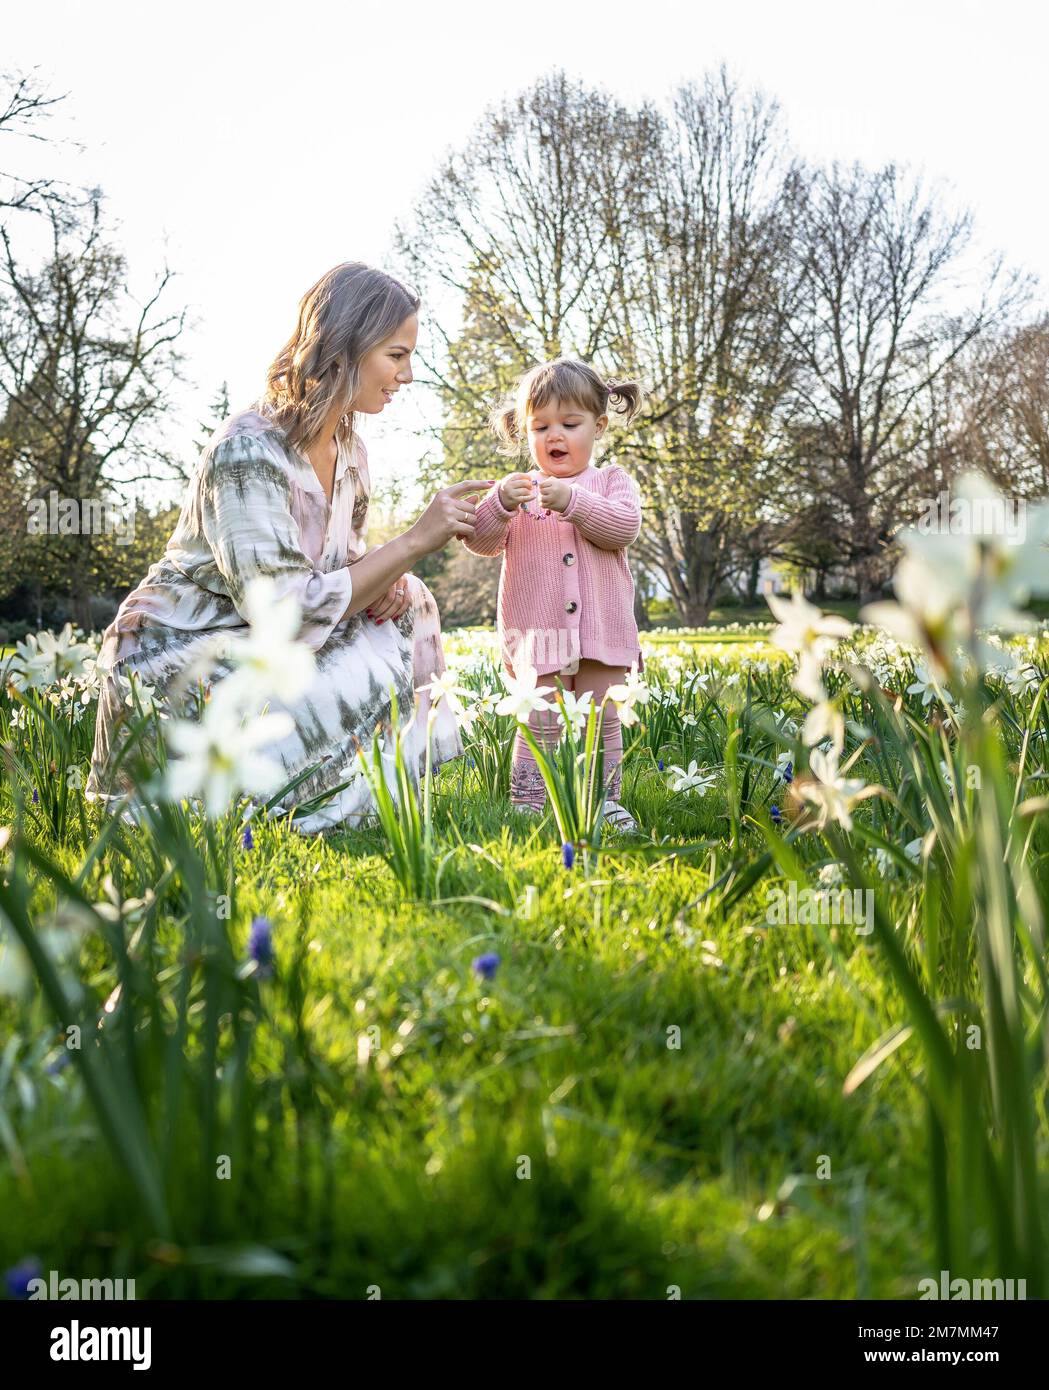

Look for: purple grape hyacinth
[471,952,501,981]
[5,1257,42,1299]
[562,842,575,870]
[248,915,274,978]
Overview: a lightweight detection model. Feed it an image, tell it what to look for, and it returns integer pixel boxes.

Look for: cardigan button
[562,552,575,565]
[565,601,578,614]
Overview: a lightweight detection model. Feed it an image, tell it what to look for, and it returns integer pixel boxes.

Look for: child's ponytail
[603,377,645,425]
[488,397,523,456]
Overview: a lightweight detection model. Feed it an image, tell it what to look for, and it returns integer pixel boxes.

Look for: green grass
[2,622,1047,1298]
[0,770,935,1298]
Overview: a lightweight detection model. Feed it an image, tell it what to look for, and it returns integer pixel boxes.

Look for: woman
[85,262,494,832]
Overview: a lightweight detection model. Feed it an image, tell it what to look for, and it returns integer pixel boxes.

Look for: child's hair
[489,357,645,456]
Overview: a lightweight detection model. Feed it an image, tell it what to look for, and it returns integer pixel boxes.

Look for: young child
[461,357,646,830]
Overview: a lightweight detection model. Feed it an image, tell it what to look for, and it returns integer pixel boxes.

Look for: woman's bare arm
[338,478,495,619]
[339,532,427,617]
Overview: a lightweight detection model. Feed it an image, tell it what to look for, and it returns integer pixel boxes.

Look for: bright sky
[4,0,1047,508]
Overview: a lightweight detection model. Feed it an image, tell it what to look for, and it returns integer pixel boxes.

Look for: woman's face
[353,312,418,413]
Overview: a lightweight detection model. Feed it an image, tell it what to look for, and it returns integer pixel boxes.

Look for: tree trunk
[678,597,712,626]
[745,554,761,605]
[69,548,94,632]
[633,584,650,631]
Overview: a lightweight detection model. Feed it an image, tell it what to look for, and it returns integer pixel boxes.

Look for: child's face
[525,397,606,477]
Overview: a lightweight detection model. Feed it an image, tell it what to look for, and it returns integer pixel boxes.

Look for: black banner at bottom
[0,1295,1038,1373]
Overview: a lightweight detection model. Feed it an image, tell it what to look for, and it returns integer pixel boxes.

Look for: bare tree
[619,67,799,622]
[946,317,1049,495]
[0,67,87,220]
[0,196,186,625]
[391,70,653,440]
[781,159,1031,599]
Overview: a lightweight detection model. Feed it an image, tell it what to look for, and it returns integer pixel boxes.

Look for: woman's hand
[498,473,536,511]
[537,474,573,513]
[408,479,497,553]
[366,574,412,625]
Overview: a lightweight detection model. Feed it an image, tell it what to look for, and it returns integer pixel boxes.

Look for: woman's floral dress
[85,403,463,831]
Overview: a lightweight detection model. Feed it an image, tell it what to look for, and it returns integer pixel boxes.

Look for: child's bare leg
[572,660,628,802]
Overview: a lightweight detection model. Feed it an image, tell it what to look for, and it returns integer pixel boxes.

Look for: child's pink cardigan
[461,463,644,679]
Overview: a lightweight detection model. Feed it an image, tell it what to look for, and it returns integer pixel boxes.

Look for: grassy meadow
[0,604,1047,1300]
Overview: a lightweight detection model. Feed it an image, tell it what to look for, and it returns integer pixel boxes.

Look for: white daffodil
[211,576,317,714]
[774,749,795,783]
[5,636,55,693]
[6,624,96,692]
[605,663,651,728]
[1001,662,1042,697]
[470,685,501,718]
[495,666,557,723]
[554,688,594,739]
[681,712,699,727]
[905,837,923,862]
[802,699,845,755]
[861,537,969,670]
[164,703,295,818]
[417,668,471,723]
[121,671,169,719]
[818,862,844,886]
[0,931,32,997]
[951,472,1049,625]
[863,473,1049,676]
[906,663,955,708]
[666,760,717,795]
[767,592,854,660]
[794,648,828,703]
[797,748,878,832]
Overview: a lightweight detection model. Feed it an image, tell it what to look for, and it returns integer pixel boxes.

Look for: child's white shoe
[513,802,545,817]
[602,799,638,833]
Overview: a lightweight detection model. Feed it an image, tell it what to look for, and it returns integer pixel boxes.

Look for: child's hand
[498,473,536,511]
[537,474,572,513]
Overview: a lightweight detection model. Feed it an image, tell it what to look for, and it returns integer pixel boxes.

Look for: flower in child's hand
[537,474,572,513]
[500,473,536,512]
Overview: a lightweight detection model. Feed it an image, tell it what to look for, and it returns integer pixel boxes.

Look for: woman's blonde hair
[489,357,645,457]
[263,262,420,453]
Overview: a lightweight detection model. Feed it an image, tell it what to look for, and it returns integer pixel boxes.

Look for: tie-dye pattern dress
[85,404,463,832]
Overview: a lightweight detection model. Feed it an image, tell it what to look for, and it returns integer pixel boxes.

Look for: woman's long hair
[262,262,420,453]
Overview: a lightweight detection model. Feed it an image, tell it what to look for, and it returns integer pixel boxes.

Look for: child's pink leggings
[509,659,627,811]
